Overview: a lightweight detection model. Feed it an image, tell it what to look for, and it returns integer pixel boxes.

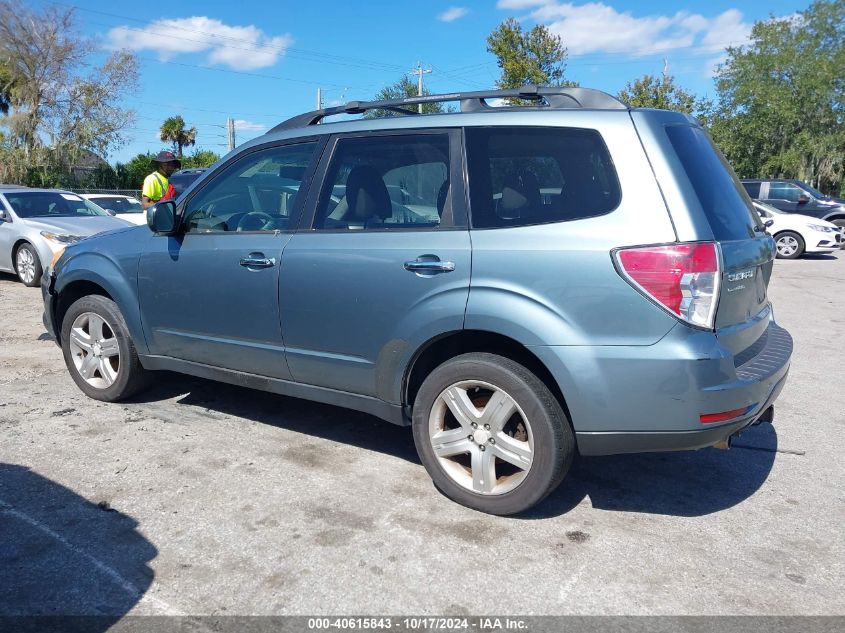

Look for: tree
[0,1,138,159]
[0,61,14,115]
[708,0,845,193]
[182,149,220,168]
[618,70,701,114]
[486,17,574,89]
[363,75,446,118]
[159,116,197,157]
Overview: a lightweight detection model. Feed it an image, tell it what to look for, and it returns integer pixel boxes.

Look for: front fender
[55,249,147,354]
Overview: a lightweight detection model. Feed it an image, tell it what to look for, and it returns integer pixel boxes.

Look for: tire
[412,352,574,515]
[831,219,845,249]
[15,243,42,287]
[774,231,805,259]
[60,295,151,401]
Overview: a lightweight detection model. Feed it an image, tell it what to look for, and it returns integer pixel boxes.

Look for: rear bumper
[575,369,787,455]
[530,320,793,456]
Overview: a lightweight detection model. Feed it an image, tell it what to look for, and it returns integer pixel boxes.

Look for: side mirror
[764,219,775,228]
[798,194,809,204]
[147,200,178,234]
[0,208,7,222]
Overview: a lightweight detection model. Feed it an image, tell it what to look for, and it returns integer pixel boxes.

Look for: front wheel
[15,243,42,287]
[775,231,805,259]
[60,295,151,401]
[412,353,574,515]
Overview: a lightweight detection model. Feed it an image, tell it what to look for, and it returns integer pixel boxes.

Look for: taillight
[614,242,720,330]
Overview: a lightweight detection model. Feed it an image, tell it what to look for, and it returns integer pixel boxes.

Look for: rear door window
[665,125,759,241]
[767,183,803,202]
[741,182,761,198]
[465,127,621,228]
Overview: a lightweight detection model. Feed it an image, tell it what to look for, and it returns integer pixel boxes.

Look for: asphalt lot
[0,253,843,617]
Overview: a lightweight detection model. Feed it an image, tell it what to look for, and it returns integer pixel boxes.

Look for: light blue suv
[42,87,792,515]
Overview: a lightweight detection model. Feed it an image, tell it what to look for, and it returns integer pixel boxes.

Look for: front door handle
[403,258,456,274]
[239,252,276,269]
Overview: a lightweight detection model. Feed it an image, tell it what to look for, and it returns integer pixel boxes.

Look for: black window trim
[298,128,467,233]
[463,124,622,231]
[177,135,328,236]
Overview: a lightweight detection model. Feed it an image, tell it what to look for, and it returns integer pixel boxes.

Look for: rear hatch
[662,123,774,356]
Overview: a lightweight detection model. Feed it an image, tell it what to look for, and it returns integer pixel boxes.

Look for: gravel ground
[0,254,843,617]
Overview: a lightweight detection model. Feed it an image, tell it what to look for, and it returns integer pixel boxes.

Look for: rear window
[466,127,621,229]
[666,125,759,241]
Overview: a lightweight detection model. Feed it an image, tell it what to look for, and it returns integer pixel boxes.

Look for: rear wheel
[61,295,151,401]
[774,231,805,259]
[412,352,574,515]
[15,243,42,287]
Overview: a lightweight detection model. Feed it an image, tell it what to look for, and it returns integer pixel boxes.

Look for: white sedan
[81,194,147,225]
[754,201,842,259]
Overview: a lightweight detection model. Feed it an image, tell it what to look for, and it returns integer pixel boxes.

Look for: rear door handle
[403,258,456,273]
[239,252,276,269]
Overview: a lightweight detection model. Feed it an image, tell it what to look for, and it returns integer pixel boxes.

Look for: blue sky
[31,0,804,164]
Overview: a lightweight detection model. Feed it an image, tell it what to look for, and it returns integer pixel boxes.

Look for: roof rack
[270,85,627,132]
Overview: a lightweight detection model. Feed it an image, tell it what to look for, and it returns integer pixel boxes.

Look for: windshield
[91,196,143,214]
[796,181,826,199]
[5,192,110,219]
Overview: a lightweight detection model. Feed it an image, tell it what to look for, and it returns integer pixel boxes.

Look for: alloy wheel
[16,248,37,285]
[68,312,121,389]
[428,380,533,495]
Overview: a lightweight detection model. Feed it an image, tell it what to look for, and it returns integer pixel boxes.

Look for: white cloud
[232,119,267,132]
[438,7,469,22]
[504,2,753,58]
[497,0,549,8]
[106,17,293,71]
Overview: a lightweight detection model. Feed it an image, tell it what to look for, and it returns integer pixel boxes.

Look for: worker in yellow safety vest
[141,150,181,209]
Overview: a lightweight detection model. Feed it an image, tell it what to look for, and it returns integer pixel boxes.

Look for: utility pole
[227,117,236,151]
[316,87,323,110]
[410,62,432,113]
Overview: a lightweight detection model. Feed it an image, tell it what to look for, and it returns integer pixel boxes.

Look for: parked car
[0,188,132,287]
[168,168,207,198]
[42,87,792,515]
[81,194,147,225]
[753,201,841,259]
[742,179,845,245]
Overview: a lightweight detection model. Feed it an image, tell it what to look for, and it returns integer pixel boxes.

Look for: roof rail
[270,85,627,132]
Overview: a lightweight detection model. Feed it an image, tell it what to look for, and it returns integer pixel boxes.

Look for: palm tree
[159,116,197,157]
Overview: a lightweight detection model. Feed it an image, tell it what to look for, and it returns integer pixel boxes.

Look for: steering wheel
[236,211,275,232]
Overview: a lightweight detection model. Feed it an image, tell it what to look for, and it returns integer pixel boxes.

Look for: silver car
[0,187,132,286]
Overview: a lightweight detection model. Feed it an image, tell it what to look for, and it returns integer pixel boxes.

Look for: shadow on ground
[130,374,777,520]
[0,464,157,620]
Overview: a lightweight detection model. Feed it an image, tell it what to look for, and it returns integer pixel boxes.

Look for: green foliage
[159,116,197,157]
[115,152,155,190]
[708,0,845,194]
[182,149,220,168]
[363,75,446,118]
[618,72,704,115]
[486,17,574,89]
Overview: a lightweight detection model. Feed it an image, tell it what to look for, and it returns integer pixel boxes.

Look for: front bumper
[41,268,58,343]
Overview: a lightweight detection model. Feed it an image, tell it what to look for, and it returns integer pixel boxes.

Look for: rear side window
[665,125,758,241]
[741,182,761,198]
[466,127,620,229]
